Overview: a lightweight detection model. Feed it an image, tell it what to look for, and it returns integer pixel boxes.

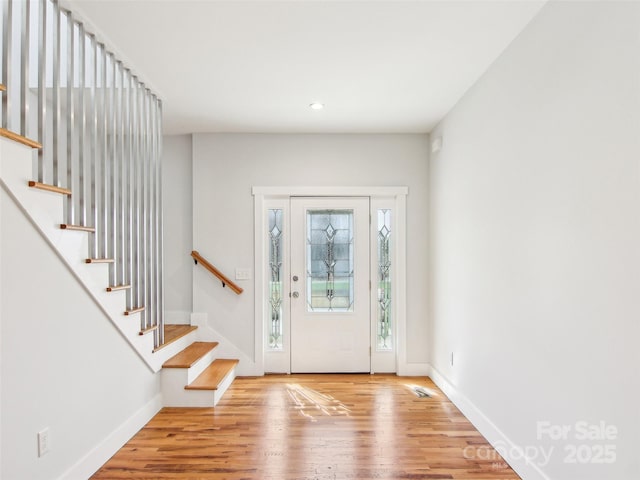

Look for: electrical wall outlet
[450,352,454,367]
[38,428,50,457]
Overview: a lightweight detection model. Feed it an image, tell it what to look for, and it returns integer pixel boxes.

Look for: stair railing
[191,251,244,295]
[0,0,165,346]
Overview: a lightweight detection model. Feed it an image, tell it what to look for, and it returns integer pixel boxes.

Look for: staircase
[0,0,242,408]
[162,341,239,406]
[1,133,240,406]
[0,49,241,407]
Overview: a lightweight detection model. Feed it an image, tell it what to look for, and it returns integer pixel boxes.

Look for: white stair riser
[187,349,218,384]
[146,330,198,372]
[160,347,217,403]
[161,368,192,406]
[212,367,236,406]
[161,365,237,407]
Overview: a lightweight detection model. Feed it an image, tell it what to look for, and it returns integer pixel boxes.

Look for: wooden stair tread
[60,224,95,233]
[28,181,71,195]
[124,306,144,316]
[139,325,158,335]
[185,359,239,391]
[106,284,130,292]
[86,258,114,264]
[162,342,219,369]
[0,128,42,148]
[153,324,198,352]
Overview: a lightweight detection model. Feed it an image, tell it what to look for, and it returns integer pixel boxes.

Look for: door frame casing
[253,186,408,375]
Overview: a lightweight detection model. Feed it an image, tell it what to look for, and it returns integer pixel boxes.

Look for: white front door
[290,197,370,373]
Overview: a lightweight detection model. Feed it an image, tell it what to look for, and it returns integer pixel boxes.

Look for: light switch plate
[235,268,252,280]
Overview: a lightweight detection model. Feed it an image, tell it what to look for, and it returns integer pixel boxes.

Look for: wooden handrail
[191,250,243,295]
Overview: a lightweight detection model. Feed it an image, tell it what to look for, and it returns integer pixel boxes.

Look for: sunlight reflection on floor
[286,383,351,421]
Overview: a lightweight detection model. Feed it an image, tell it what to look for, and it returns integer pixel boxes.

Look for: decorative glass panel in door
[306,210,354,312]
[267,209,283,350]
[290,197,370,373]
[377,209,392,350]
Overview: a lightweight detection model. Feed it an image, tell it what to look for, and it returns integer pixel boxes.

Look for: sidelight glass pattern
[306,210,354,312]
[268,209,283,350]
[377,209,392,350]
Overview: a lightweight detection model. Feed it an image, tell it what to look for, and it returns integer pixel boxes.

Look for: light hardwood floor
[92,374,520,479]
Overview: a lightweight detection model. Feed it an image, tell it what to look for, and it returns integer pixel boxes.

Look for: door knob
[292,291,299,298]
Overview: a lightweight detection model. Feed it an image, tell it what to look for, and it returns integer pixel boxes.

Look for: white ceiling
[65,0,546,135]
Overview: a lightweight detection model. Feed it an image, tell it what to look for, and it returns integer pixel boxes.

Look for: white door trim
[253,186,408,197]
[253,186,408,375]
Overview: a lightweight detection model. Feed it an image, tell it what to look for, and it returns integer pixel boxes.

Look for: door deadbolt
[292,275,299,282]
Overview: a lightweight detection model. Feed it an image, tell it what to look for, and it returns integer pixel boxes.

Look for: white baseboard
[397,362,430,376]
[58,394,162,480]
[427,364,550,480]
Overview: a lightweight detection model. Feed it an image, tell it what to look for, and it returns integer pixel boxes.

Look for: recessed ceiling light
[309,102,324,110]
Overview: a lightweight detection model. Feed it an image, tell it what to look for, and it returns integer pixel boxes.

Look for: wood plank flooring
[91,375,520,480]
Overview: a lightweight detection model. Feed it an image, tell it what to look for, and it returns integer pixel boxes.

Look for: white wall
[0,160,3,476]
[0,187,160,479]
[162,135,194,323]
[429,2,640,479]
[190,133,429,371]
